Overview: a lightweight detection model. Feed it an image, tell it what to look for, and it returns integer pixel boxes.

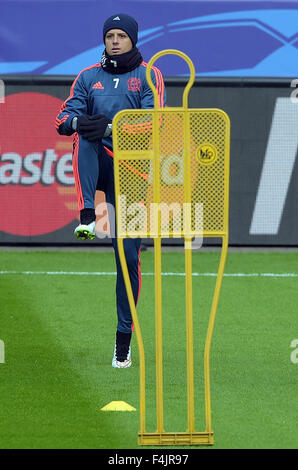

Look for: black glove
[76,114,112,141]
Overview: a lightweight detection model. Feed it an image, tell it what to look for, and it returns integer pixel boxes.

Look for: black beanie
[103,13,138,47]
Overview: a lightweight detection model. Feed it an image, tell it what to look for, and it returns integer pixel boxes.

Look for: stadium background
[1,0,298,246]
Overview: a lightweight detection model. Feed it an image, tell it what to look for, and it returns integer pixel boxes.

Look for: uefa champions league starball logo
[26,7,298,77]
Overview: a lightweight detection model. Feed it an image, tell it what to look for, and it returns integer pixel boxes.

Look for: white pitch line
[0,271,298,278]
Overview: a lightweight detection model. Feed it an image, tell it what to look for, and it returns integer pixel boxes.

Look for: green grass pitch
[0,248,297,449]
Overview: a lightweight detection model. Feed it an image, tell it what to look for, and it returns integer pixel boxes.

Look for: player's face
[105,29,133,55]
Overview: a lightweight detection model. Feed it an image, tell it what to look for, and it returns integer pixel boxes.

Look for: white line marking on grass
[0,271,298,278]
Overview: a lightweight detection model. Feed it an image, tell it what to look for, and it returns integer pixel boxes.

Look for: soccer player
[56,13,166,368]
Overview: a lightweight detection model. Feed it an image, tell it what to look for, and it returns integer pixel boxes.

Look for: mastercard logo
[0,92,78,236]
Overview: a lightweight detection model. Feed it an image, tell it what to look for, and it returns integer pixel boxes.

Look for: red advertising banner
[0,91,109,241]
[1,92,76,235]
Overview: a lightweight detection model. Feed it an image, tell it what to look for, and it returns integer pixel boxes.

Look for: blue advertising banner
[1,0,298,77]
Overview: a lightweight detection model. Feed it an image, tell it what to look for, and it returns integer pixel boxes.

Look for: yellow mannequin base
[138,431,214,446]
